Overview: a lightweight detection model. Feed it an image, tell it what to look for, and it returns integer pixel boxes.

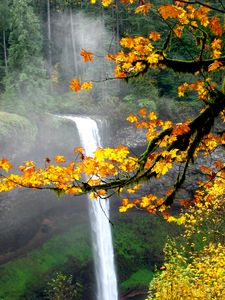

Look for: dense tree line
[0,0,201,117]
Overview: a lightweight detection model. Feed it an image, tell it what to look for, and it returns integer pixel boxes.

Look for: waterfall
[63,115,118,300]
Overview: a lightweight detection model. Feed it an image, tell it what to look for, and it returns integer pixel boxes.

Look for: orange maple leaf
[74,147,84,154]
[149,31,160,41]
[211,38,222,50]
[173,25,184,38]
[194,6,210,27]
[80,48,94,62]
[138,108,147,116]
[208,61,223,72]
[200,165,212,174]
[70,79,81,92]
[179,199,191,206]
[210,16,223,36]
[172,123,190,136]
[158,5,179,20]
[135,3,152,15]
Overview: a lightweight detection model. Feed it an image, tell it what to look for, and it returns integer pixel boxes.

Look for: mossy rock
[121,269,154,291]
[0,111,37,157]
[35,113,79,158]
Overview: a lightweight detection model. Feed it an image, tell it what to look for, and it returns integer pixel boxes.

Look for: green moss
[113,214,180,282]
[0,213,180,299]
[0,112,36,139]
[0,224,91,300]
[0,111,37,154]
[121,269,154,290]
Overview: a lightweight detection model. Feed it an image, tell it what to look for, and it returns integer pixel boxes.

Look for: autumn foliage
[147,241,225,299]
[0,0,225,221]
[147,193,225,299]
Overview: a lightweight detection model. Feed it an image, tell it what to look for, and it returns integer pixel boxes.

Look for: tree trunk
[3,30,8,74]
[69,7,78,74]
[47,0,52,78]
[116,4,120,49]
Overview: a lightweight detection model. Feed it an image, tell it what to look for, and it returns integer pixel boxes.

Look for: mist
[0,10,117,265]
[0,7,127,299]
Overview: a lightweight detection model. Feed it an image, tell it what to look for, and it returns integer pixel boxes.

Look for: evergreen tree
[4,0,47,104]
[0,0,10,84]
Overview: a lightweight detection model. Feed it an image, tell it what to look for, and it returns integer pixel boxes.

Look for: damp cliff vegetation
[0,0,225,299]
[0,213,179,299]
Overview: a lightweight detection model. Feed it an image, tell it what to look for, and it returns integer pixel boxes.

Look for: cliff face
[0,113,87,256]
[109,120,146,149]
[0,114,222,257]
[108,119,224,209]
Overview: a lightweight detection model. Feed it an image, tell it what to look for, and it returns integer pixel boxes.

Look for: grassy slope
[0,225,91,300]
[0,211,179,299]
[121,269,154,290]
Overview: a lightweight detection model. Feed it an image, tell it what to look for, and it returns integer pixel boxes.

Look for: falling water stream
[63,115,118,300]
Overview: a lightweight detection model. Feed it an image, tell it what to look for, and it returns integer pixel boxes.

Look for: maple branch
[190,25,208,62]
[78,89,225,205]
[130,55,225,77]
[218,0,225,10]
[139,127,172,169]
[158,55,225,74]
[163,119,206,206]
[175,0,225,13]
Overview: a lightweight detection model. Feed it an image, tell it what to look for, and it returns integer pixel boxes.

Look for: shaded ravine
[63,115,118,300]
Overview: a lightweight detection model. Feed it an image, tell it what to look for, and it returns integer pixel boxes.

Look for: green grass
[0,225,91,300]
[121,269,154,290]
[0,213,180,299]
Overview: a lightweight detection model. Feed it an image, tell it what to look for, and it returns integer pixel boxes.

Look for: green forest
[0,0,224,299]
[0,0,201,119]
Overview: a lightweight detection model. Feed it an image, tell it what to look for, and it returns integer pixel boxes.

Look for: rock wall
[0,113,89,257]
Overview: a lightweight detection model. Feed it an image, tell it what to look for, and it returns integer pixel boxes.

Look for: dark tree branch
[78,89,225,207]
[175,0,225,13]
[159,55,225,74]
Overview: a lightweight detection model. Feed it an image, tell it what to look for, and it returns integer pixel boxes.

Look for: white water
[64,115,118,300]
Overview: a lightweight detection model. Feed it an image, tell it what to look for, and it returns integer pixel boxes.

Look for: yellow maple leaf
[134,62,145,72]
[127,114,138,123]
[81,81,93,90]
[54,155,66,163]
[178,82,189,97]
[148,112,157,120]
[0,159,12,172]
[101,0,113,7]
[147,53,159,64]
[152,159,173,176]
[120,37,135,49]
